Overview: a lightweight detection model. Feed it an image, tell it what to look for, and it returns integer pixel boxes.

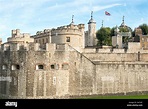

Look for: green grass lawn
[79,94,148,99]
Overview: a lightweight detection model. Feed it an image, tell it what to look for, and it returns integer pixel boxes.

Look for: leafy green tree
[119,26,132,32]
[119,27,129,32]
[139,23,148,35]
[111,27,116,36]
[96,27,111,46]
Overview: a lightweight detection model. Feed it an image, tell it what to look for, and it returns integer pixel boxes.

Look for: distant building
[134,27,148,50]
[31,12,97,52]
[7,29,34,44]
[112,16,132,49]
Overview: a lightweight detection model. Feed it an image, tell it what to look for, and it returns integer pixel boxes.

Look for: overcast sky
[0,0,148,42]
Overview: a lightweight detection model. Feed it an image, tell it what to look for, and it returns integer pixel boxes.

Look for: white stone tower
[87,11,96,46]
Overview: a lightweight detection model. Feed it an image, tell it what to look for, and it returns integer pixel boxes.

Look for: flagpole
[103,11,105,27]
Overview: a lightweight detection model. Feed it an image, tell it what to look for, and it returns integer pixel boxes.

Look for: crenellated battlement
[0,42,68,52]
[0,43,29,51]
[7,29,34,44]
[0,41,143,53]
[83,48,142,53]
[11,29,30,38]
[36,29,51,35]
[51,24,85,36]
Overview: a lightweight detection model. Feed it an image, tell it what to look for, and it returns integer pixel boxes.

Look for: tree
[139,23,148,35]
[119,26,132,32]
[111,27,116,36]
[96,27,111,47]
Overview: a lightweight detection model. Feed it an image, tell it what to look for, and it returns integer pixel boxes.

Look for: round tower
[87,11,96,46]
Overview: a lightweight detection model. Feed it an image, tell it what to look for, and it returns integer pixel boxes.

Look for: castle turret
[7,29,34,44]
[87,11,96,46]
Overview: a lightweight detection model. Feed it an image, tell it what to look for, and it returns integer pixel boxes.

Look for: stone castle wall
[0,43,148,98]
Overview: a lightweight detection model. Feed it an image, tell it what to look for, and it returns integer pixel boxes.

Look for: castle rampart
[1,43,148,98]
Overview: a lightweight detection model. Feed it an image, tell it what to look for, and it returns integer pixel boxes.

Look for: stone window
[51,64,59,70]
[51,64,55,69]
[62,63,69,70]
[138,51,140,61]
[36,65,44,70]
[66,37,70,42]
[36,40,38,43]
[2,65,7,70]
[11,64,20,70]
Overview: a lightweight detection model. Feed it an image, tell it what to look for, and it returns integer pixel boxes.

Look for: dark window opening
[36,65,44,70]
[138,52,140,61]
[38,65,44,69]
[51,65,55,69]
[16,65,20,69]
[11,64,20,70]
[66,37,70,42]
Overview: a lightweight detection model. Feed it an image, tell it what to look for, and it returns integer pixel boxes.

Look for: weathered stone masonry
[0,43,148,99]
